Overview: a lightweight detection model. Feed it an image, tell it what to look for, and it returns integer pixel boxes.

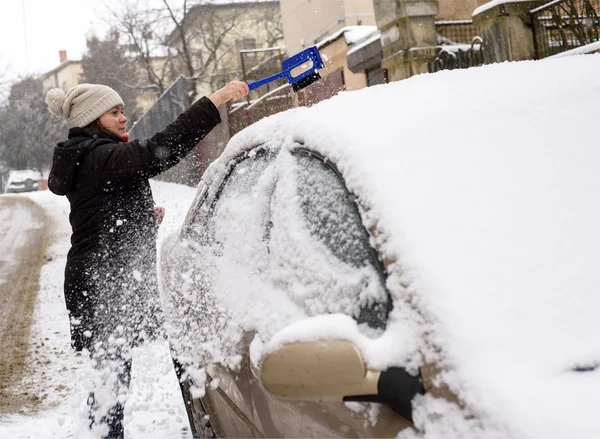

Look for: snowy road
[0,196,49,415]
[0,183,198,438]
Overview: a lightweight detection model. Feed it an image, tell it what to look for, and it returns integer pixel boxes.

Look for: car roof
[206,55,600,436]
[10,169,41,178]
[7,169,42,181]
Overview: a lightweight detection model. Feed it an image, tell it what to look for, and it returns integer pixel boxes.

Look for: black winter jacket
[48,96,221,351]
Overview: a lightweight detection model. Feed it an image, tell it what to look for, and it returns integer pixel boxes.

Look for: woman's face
[98,105,128,138]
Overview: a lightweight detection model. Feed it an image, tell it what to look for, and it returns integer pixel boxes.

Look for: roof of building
[39,60,81,82]
[315,26,378,50]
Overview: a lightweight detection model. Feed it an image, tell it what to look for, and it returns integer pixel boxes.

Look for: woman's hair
[86,118,111,135]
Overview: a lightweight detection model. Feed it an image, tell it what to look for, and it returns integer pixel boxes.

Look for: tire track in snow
[0,196,49,414]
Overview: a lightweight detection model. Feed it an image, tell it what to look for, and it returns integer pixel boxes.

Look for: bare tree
[103,0,179,96]
[103,0,283,103]
[81,32,145,124]
[0,77,67,174]
[0,62,11,104]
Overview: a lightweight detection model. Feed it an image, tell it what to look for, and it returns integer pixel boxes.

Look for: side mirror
[260,340,380,400]
[260,339,424,422]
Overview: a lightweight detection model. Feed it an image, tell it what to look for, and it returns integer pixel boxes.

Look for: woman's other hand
[154,206,165,226]
[208,81,249,107]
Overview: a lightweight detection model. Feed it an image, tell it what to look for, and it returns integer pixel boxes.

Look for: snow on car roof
[8,169,42,181]
[203,55,600,437]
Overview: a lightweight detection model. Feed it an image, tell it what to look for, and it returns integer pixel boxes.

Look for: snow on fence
[435,20,482,45]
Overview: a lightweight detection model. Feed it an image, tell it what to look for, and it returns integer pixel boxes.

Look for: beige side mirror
[260,340,380,401]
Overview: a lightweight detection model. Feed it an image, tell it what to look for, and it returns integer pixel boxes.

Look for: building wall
[438,0,489,20]
[40,62,82,91]
[281,0,375,55]
[320,38,367,91]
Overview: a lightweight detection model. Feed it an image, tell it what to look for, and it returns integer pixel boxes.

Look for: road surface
[0,196,50,414]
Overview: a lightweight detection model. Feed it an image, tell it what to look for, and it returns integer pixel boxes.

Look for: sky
[0,0,105,84]
[0,0,243,87]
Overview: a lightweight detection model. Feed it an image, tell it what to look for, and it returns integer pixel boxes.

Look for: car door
[170,148,276,438]
[244,147,412,437]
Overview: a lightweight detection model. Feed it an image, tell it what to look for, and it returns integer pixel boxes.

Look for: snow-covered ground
[0,180,198,438]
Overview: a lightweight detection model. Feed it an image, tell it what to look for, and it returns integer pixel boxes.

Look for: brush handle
[248,71,289,91]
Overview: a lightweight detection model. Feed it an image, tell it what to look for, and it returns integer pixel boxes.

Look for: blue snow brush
[248,46,325,92]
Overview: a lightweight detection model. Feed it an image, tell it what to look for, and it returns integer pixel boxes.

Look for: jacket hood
[48,126,120,196]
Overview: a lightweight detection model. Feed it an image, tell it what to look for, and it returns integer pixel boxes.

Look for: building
[39,51,82,91]
[316,26,381,91]
[277,0,380,96]
[280,0,377,56]
[438,0,488,20]
[349,0,492,83]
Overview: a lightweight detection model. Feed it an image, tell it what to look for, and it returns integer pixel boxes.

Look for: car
[158,55,599,438]
[4,169,43,194]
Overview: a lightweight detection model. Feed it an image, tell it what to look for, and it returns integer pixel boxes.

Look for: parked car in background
[158,55,599,438]
[4,169,43,193]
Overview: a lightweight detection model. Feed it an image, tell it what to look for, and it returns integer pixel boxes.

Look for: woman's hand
[154,206,165,226]
[208,81,250,107]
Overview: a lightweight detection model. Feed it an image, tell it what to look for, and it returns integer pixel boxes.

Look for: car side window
[295,151,391,330]
[174,149,274,367]
[295,152,373,268]
[267,149,391,332]
[187,149,273,246]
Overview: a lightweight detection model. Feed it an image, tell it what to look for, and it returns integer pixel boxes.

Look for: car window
[179,146,389,361]
[187,149,273,246]
[295,152,373,268]
[174,149,275,367]
[267,149,391,332]
[296,151,391,330]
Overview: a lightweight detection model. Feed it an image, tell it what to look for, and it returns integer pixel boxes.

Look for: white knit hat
[46,84,124,128]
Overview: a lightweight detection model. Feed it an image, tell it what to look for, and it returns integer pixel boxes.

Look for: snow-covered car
[159,55,599,438]
[4,169,43,193]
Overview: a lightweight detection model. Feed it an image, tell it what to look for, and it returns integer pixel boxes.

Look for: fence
[532,0,600,58]
[429,20,486,73]
[228,87,294,137]
[435,20,482,45]
[297,67,346,108]
[428,37,485,73]
[129,75,188,141]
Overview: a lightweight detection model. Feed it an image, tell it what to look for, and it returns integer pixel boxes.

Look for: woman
[46,81,249,438]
